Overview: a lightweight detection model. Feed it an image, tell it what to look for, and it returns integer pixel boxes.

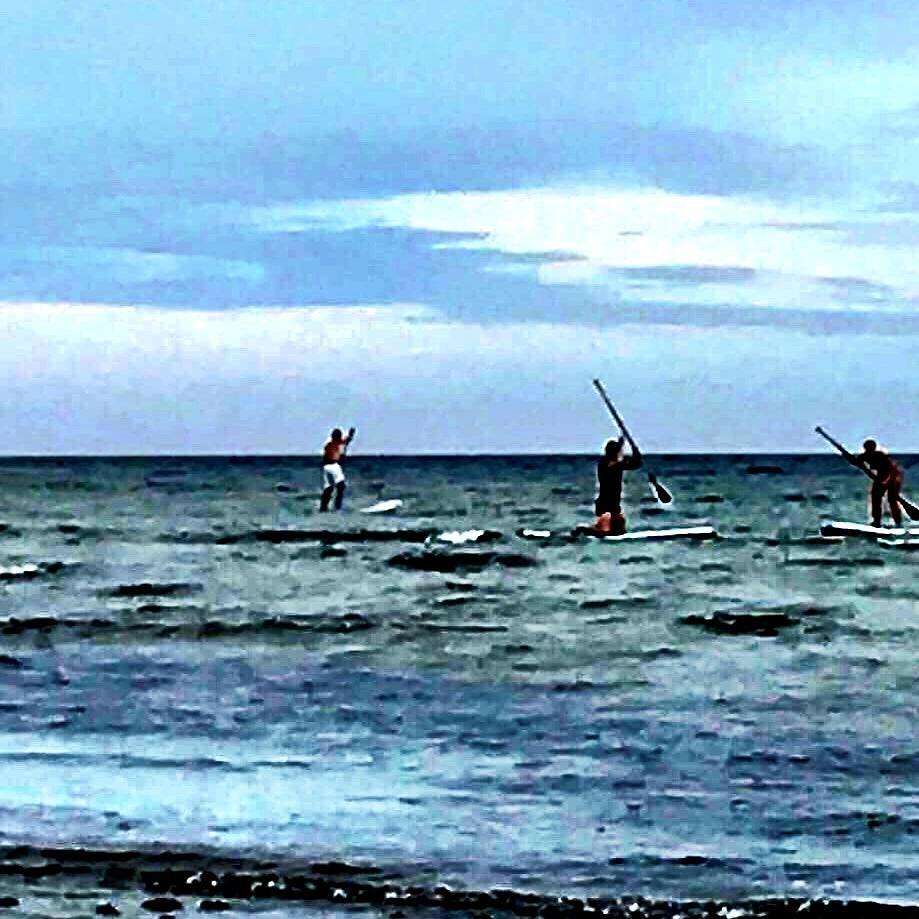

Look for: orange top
[323,431,353,463]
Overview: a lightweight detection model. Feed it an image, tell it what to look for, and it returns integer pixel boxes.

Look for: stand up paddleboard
[575,524,717,542]
[820,521,913,538]
[517,525,717,542]
[877,538,919,550]
[359,499,404,515]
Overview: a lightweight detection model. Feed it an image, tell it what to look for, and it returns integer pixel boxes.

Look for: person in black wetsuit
[852,439,904,527]
[594,437,642,534]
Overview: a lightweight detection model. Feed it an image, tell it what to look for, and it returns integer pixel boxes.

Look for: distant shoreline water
[0,451,916,460]
[1,454,918,907]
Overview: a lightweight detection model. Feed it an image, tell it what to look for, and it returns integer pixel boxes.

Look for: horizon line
[0,450,908,460]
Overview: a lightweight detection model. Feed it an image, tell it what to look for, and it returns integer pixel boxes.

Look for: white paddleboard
[820,521,911,538]
[359,499,404,515]
[517,525,717,541]
[877,538,919,550]
[582,525,718,542]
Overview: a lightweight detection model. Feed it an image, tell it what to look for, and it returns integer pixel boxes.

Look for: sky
[3,0,919,453]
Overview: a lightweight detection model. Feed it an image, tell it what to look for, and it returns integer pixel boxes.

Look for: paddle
[815,425,919,522]
[593,379,672,504]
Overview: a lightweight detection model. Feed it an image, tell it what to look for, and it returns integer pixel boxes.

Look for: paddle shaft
[815,426,856,462]
[592,380,639,453]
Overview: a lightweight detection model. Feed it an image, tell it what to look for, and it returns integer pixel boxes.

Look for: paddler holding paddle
[319,426,356,512]
[815,426,918,526]
[594,436,642,534]
[590,380,671,535]
[852,439,904,528]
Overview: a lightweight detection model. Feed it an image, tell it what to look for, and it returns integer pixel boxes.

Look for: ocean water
[1,453,918,910]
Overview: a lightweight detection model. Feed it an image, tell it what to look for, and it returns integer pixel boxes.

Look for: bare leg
[320,486,334,512]
[870,484,885,528]
[888,479,903,526]
[333,481,346,511]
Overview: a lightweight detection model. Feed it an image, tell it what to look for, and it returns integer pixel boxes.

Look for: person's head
[331,428,343,442]
[863,438,878,453]
[604,437,624,459]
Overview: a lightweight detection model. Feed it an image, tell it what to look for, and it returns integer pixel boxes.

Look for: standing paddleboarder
[320,426,356,512]
[815,426,919,526]
[852,439,904,528]
[594,436,642,534]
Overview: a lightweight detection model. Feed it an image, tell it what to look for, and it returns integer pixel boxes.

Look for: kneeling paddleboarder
[594,436,642,534]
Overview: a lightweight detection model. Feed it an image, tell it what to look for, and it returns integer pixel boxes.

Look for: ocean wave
[0,844,893,917]
[680,603,832,637]
[761,809,915,844]
[0,561,77,581]
[579,596,654,610]
[54,523,124,540]
[766,535,845,546]
[387,550,538,572]
[216,528,438,545]
[0,616,115,636]
[196,614,375,637]
[783,556,885,568]
[100,582,203,599]
[134,602,205,616]
[0,751,248,773]
[854,583,919,601]
[0,612,376,641]
[417,621,508,633]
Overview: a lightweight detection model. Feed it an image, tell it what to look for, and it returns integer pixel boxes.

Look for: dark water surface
[0,454,918,911]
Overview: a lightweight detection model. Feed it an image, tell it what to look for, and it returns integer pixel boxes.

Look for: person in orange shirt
[852,438,904,527]
[320,426,356,512]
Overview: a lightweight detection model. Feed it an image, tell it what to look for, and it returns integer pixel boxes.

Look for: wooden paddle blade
[898,495,919,521]
[649,473,673,504]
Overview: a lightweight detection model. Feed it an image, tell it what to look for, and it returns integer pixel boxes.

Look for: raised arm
[624,448,643,470]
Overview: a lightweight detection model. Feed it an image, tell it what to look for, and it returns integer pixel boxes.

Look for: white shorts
[322,463,345,487]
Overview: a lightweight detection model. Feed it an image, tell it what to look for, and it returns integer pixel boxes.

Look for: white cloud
[0,301,917,453]
[250,185,919,314]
